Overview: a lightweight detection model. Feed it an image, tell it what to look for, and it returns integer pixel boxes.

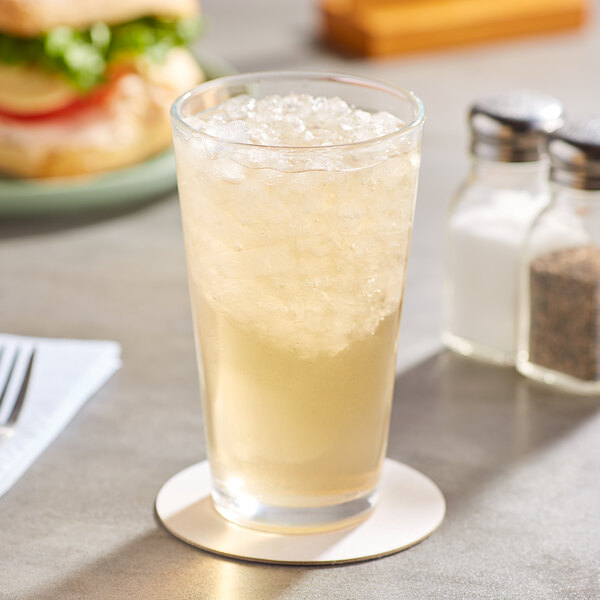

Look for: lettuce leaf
[0,16,202,90]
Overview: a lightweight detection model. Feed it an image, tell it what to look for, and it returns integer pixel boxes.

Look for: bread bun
[0,0,199,36]
[0,47,203,178]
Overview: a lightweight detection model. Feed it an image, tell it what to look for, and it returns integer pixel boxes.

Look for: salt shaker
[443,90,564,365]
[517,118,600,394]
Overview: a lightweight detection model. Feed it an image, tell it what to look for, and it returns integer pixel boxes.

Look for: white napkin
[0,333,121,499]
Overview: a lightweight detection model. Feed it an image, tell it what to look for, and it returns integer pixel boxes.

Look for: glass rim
[170,70,426,151]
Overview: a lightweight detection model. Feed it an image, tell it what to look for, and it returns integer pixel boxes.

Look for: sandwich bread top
[0,0,199,36]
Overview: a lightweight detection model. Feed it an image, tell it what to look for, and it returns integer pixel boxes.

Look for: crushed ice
[184,93,405,147]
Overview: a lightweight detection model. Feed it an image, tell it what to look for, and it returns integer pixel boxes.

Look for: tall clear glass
[171,72,425,533]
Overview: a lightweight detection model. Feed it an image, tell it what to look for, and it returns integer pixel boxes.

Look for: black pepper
[528,245,600,381]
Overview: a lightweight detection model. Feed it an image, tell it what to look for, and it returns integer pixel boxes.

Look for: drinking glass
[171,71,424,533]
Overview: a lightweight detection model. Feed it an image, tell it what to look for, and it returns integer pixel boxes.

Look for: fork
[0,344,36,429]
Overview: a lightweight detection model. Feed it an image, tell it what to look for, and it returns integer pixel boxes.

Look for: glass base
[211,485,379,534]
[516,357,600,395]
[442,331,515,366]
[156,459,445,562]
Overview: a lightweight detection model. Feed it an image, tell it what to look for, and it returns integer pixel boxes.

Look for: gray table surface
[2,1,600,598]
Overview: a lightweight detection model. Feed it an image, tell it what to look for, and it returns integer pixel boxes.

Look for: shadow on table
[21,527,307,600]
[388,350,600,517]
[0,192,173,241]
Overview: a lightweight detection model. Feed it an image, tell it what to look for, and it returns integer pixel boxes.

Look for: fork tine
[5,349,35,427]
[0,347,20,410]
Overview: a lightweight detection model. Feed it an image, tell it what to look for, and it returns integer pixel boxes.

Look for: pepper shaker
[443,90,564,365]
[517,117,600,394]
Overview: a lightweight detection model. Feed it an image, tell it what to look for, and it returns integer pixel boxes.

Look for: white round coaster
[155,459,445,564]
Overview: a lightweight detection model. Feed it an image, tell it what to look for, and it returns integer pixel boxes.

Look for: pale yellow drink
[171,77,423,531]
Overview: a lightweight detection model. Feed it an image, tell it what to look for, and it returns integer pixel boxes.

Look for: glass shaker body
[443,158,550,365]
[517,185,600,393]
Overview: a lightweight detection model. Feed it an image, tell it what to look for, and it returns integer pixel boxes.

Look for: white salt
[445,190,547,360]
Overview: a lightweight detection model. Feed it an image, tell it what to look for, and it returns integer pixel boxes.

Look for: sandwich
[0,0,205,178]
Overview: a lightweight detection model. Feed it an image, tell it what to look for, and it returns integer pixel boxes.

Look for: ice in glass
[171,73,424,532]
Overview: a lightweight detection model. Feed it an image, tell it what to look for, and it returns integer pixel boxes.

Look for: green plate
[0,51,237,217]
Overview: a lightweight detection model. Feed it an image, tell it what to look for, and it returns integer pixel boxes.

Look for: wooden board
[322,0,589,57]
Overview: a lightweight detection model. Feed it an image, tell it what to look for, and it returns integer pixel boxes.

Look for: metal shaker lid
[470,90,564,162]
[548,118,600,191]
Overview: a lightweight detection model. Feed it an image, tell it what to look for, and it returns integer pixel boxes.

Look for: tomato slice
[0,70,126,122]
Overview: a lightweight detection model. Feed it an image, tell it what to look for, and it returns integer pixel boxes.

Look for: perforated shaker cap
[470,90,564,162]
[548,118,600,191]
